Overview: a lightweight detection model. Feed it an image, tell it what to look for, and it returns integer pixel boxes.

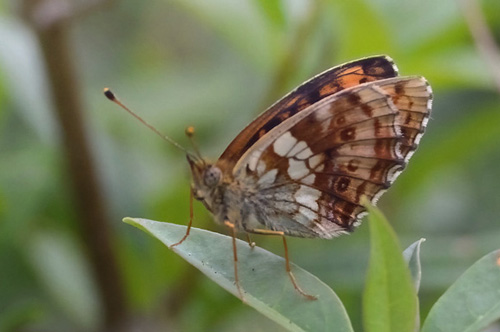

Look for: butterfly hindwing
[231,77,432,238]
[377,77,433,159]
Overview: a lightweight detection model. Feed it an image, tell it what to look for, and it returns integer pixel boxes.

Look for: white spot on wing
[387,164,403,182]
[247,151,261,171]
[287,140,308,157]
[257,169,278,185]
[356,211,368,220]
[299,206,317,221]
[314,104,332,122]
[352,214,365,228]
[288,159,309,179]
[296,145,313,159]
[389,58,399,75]
[257,160,266,175]
[371,188,386,205]
[274,131,297,157]
[294,185,320,211]
[426,83,433,110]
[394,141,403,159]
[314,104,333,134]
[422,115,430,128]
[308,154,323,169]
[302,174,315,185]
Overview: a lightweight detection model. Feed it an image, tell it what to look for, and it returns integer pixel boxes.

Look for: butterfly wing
[376,78,433,160]
[228,77,432,238]
[218,56,398,170]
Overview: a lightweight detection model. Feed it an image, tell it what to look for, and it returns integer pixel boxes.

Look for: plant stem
[20,1,128,330]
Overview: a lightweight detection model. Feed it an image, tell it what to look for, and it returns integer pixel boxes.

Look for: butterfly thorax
[188,154,327,236]
[188,155,251,229]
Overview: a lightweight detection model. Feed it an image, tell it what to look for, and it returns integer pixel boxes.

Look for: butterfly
[105,55,432,300]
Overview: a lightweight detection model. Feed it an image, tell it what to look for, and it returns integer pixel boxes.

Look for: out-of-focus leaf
[0,16,55,142]
[403,238,425,292]
[328,0,392,58]
[0,300,43,332]
[253,0,285,28]
[170,0,285,69]
[396,105,500,195]
[422,249,500,332]
[363,202,417,332]
[403,238,426,331]
[28,231,102,330]
[124,217,354,332]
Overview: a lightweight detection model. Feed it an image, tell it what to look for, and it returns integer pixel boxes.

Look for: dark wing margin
[217,55,399,170]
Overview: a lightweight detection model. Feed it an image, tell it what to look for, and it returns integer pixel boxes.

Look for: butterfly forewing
[230,77,432,238]
[218,56,399,169]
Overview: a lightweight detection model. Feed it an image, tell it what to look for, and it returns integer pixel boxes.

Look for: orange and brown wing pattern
[233,77,432,238]
[218,55,399,170]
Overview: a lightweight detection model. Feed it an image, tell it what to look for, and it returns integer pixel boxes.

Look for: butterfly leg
[245,234,256,248]
[281,235,317,300]
[246,228,317,300]
[170,189,194,248]
[224,221,245,301]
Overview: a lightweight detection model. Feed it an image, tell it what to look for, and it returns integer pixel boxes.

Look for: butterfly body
[188,56,432,240]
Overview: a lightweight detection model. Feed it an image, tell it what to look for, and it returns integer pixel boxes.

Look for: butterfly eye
[203,166,222,187]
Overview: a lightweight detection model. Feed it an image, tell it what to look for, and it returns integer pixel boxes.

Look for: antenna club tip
[103,88,116,101]
[185,126,195,137]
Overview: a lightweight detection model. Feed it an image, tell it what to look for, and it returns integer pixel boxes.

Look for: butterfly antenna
[185,126,204,162]
[103,88,192,156]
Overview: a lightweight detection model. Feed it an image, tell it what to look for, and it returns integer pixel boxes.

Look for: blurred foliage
[363,202,417,332]
[421,249,500,332]
[1,0,500,331]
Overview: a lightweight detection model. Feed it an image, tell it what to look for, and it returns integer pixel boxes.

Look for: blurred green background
[1,0,500,331]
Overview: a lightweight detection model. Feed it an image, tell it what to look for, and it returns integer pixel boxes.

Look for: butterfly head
[187,154,223,210]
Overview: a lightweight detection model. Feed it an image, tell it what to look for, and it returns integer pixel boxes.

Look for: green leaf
[402,238,426,331]
[362,202,418,332]
[421,249,500,332]
[28,231,101,330]
[0,300,43,332]
[329,0,392,58]
[403,238,425,292]
[124,218,354,332]
[253,0,286,29]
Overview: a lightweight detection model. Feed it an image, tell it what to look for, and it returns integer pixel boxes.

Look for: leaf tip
[123,217,136,225]
[360,196,371,208]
